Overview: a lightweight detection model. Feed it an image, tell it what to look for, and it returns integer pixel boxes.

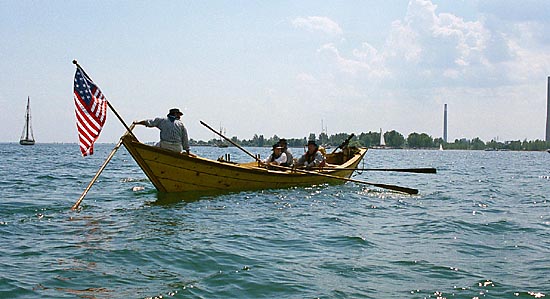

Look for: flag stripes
[73,66,107,156]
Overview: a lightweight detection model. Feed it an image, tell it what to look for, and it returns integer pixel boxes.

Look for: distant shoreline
[2,142,548,152]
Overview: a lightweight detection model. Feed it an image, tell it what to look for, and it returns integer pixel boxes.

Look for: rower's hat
[307,140,318,147]
[272,143,283,150]
[168,108,183,116]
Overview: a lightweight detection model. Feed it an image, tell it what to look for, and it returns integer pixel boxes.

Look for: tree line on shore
[190,130,550,151]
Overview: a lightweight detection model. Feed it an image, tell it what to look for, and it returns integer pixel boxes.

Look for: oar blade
[393,168,436,174]
[371,183,419,195]
[360,168,436,174]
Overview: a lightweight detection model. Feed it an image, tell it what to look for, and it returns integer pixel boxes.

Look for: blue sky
[1,0,549,144]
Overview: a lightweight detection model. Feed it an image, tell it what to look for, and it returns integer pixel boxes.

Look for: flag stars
[73,66,107,156]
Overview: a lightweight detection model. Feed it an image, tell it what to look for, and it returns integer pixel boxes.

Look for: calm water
[1,143,549,299]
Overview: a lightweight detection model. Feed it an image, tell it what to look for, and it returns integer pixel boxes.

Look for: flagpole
[71,124,135,210]
[71,60,138,210]
[72,60,137,139]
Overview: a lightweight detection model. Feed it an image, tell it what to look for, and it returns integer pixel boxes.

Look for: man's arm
[133,118,158,127]
[181,126,193,155]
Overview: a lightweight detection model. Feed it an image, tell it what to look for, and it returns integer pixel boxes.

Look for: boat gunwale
[123,137,365,174]
[121,134,367,192]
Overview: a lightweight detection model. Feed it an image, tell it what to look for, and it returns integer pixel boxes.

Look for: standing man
[134,108,194,156]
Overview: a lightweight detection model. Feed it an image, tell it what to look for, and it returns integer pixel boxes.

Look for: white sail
[20,96,35,145]
[380,128,385,146]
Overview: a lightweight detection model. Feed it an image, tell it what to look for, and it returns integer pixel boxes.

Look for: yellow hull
[122,135,367,193]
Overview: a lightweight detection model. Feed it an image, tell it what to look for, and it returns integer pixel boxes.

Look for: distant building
[443,104,448,143]
[546,77,550,142]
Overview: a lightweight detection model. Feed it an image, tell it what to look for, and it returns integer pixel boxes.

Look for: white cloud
[296,72,317,83]
[285,0,550,141]
[383,0,492,84]
[292,16,343,36]
[317,42,389,80]
[301,0,550,89]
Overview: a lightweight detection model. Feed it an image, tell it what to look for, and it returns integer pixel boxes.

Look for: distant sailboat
[20,97,35,145]
[439,144,444,151]
[320,119,331,148]
[216,126,229,147]
[379,128,386,147]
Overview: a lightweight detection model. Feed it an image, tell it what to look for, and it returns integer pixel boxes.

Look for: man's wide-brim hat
[169,108,183,116]
[272,143,283,150]
[307,140,318,147]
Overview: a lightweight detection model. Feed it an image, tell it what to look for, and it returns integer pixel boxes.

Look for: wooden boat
[121,133,367,193]
[20,96,35,145]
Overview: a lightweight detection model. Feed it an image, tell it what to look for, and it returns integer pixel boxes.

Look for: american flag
[73,66,108,156]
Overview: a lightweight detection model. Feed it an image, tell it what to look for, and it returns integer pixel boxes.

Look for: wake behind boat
[121,131,367,193]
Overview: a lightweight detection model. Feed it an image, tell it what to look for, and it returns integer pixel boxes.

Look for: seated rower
[278,138,293,167]
[261,143,288,169]
[295,140,325,170]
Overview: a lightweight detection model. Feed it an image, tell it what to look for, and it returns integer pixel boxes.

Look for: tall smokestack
[443,104,448,143]
[546,77,550,142]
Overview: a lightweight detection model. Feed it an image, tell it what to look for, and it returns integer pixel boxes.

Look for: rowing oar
[284,166,418,194]
[200,120,260,161]
[71,123,135,210]
[313,167,436,174]
[200,120,418,195]
[331,133,354,154]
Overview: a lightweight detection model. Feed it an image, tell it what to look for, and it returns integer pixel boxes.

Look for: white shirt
[263,152,287,165]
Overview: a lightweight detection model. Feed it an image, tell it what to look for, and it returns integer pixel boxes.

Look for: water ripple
[1,146,550,298]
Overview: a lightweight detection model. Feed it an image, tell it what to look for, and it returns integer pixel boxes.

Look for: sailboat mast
[25,97,31,139]
[20,96,35,145]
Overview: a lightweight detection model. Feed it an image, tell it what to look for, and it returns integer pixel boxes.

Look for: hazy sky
[2,0,550,144]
